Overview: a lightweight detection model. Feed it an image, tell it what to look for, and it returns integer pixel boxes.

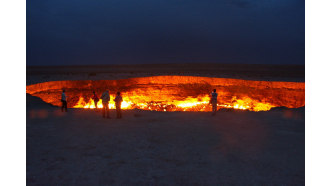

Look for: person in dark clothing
[114,92,123,119]
[210,89,218,116]
[61,89,68,112]
[92,91,99,109]
[101,90,110,118]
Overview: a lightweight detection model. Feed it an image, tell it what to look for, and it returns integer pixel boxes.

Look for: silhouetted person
[92,91,99,109]
[114,92,123,119]
[61,89,67,112]
[211,89,218,115]
[101,90,110,118]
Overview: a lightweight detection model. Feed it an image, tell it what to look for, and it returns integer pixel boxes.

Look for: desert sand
[27,64,305,85]
[26,64,305,185]
[27,95,304,185]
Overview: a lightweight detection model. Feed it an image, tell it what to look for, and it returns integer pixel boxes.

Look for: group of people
[60,88,219,117]
[96,90,123,119]
[60,89,123,119]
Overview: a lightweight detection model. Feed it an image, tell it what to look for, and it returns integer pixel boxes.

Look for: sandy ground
[27,94,305,185]
[26,64,305,85]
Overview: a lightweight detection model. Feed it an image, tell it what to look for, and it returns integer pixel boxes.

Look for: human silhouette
[211,89,218,115]
[101,90,110,118]
[61,89,67,112]
[114,92,123,119]
[92,91,99,109]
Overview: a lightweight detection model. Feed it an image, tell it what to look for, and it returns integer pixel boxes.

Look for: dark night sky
[27,0,305,66]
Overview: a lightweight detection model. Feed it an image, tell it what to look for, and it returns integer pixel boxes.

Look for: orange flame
[73,96,132,109]
[26,76,305,112]
[73,94,275,112]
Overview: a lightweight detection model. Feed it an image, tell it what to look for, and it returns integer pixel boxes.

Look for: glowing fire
[73,94,276,112]
[26,76,305,112]
[73,96,132,109]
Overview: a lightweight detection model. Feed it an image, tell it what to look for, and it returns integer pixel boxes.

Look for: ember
[26,76,305,112]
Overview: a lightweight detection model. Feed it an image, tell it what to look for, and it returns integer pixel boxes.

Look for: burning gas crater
[74,95,271,111]
[26,76,305,112]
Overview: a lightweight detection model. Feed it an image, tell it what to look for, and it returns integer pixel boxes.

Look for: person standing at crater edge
[101,90,110,118]
[211,89,218,115]
[92,91,99,109]
[61,89,68,112]
[114,92,123,119]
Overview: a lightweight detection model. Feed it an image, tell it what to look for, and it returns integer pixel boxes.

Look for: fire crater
[26,76,305,112]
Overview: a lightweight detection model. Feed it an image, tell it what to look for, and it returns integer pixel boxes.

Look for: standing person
[61,89,68,112]
[114,92,123,119]
[92,91,99,109]
[211,89,218,115]
[101,90,110,118]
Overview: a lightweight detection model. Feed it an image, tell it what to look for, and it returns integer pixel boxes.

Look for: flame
[73,94,275,112]
[74,96,132,109]
[26,77,304,112]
